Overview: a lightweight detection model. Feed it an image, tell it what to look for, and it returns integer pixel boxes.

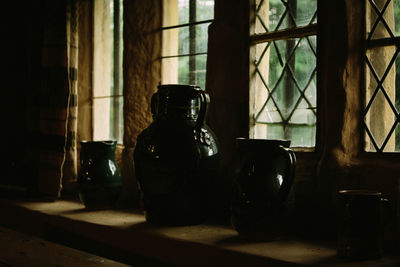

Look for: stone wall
[120,0,162,207]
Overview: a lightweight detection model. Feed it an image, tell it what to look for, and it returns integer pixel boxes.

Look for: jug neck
[152,84,202,123]
[80,140,117,160]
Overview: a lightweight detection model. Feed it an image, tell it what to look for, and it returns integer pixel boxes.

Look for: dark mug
[337,190,391,259]
[231,138,296,238]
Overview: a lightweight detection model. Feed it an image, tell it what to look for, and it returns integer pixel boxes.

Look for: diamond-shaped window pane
[304,75,317,107]
[364,90,398,151]
[294,37,316,88]
[255,0,317,34]
[366,0,400,39]
[289,99,316,124]
[257,100,283,123]
[271,68,302,118]
[366,45,397,80]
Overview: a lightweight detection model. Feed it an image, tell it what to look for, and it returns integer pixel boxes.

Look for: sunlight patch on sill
[19,200,146,227]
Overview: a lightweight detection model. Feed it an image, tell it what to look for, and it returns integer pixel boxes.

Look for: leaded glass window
[364,0,400,152]
[250,0,317,148]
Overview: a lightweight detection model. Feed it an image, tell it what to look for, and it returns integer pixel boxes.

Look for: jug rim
[157,84,202,98]
[80,140,117,146]
[158,84,201,90]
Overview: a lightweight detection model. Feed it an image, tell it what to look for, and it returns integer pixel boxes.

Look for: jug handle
[196,90,210,129]
[276,145,296,204]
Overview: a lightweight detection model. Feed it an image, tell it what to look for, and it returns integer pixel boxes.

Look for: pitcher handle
[196,90,209,129]
[276,145,296,204]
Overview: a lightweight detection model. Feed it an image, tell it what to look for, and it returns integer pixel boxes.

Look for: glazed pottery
[231,138,296,239]
[337,190,391,259]
[78,140,122,209]
[134,84,219,225]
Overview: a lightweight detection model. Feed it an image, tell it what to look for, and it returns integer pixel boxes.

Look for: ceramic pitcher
[78,140,122,209]
[231,138,296,238]
[134,84,219,225]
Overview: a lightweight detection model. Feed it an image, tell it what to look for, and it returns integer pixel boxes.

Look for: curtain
[38,0,79,198]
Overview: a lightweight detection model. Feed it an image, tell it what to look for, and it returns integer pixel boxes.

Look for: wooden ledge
[0,225,129,267]
[0,199,398,266]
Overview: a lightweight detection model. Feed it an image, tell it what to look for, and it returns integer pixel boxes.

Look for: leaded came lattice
[251,0,317,147]
[364,0,400,152]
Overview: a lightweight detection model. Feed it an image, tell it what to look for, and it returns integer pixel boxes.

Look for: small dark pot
[134,84,220,225]
[337,190,391,260]
[78,140,122,209]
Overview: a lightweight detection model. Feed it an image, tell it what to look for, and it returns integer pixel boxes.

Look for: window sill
[0,198,398,266]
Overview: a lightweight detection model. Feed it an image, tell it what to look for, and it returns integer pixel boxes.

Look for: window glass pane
[163,0,182,27]
[254,37,316,147]
[93,98,111,141]
[162,22,211,57]
[196,0,214,21]
[93,0,112,98]
[162,57,179,84]
[162,54,207,89]
[163,0,214,28]
[177,56,191,84]
[195,54,207,89]
[255,0,317,34]
[366,0,400,39]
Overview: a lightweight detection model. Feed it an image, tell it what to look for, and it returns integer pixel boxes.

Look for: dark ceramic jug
[231,138,296,239]
[134,84,219,225]
[78,140,122,209]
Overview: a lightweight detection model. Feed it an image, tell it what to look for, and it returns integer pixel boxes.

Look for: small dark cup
[337,190,390,260]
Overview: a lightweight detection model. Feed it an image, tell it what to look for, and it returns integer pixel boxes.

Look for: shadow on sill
[44,223,178,267]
